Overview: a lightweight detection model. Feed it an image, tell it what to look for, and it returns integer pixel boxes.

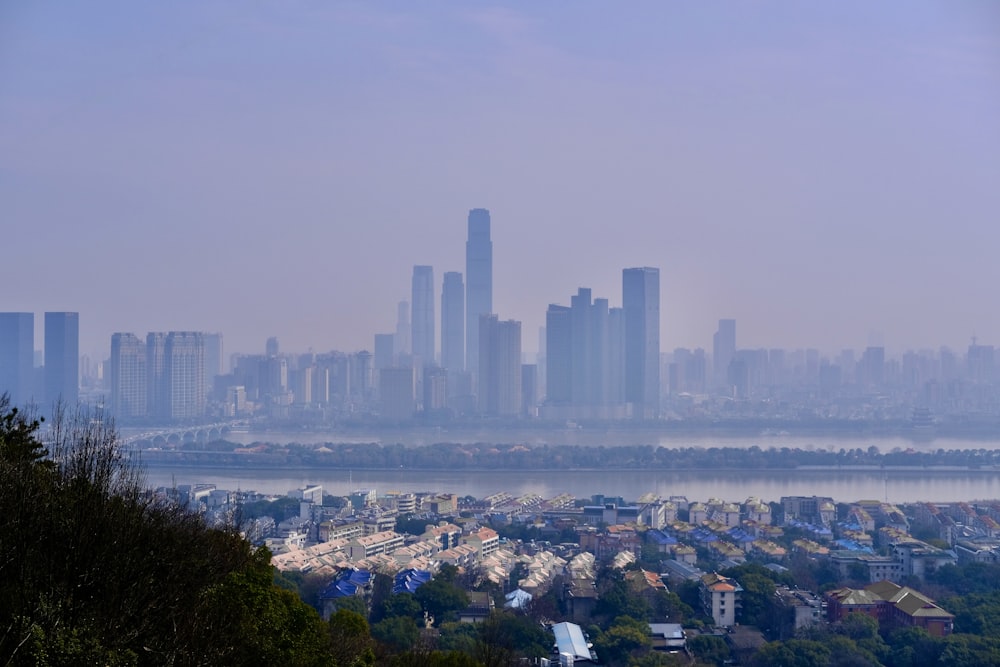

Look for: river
[134,430,1000,503]
[140,465,1000,505]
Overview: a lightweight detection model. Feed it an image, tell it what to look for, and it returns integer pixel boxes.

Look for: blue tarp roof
[648,530,678,546]
[393,568,432,594]
[321,569,373,600]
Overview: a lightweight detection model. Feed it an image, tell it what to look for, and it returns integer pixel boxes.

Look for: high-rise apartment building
[441,271,464,374]
[545,305,573,404]
[713,319,736,390]
[411,265,435,366]
[373,333,395,370]
[0,313,34,406]
[146,333,168,420]
[203,332,223,397]
[43,312,79,406]
[379,366,415,421]
[478,314,521,417]
[623,267,660,419]
[110,333,147,420]
[164,332,206,420]
[544,290,625,418]
[395,301,411,358]
[465,208,492,377]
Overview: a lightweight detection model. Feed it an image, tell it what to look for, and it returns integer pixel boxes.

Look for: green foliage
[328,609,375,667]
[332,594,370,619]
[593,616,654,667]
[437,621,480,655]
[380,592,424,623]
[0,401,335,666]
[651,590,693,623]
[936,634,1000,667]
[474,611,549,666]
[394,514,433,537]
[593,569,652,625]
[931,562,1000,597]
[688,634,730,667]
[885,627,944,667]
[747,638,831,667]
[415,573,469,627]
[371,615,421,651]
[628,652,685,667]
[384,649,482,667]
[239,495,302,522]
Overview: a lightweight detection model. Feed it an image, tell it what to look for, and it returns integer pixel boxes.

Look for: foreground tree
[0,398,333,666]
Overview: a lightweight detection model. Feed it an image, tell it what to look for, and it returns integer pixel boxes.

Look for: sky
[2,2,999,362]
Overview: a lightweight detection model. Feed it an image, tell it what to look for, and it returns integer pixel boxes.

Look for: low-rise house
[461,526,500,559]
[319,568,373,620]
[459,591,494,623]
[422,522,462,550]
[826,580,953,637]
[552,622,599,664]
[345,530,405,561]
[773,587,826,639]
[648,623,686,653]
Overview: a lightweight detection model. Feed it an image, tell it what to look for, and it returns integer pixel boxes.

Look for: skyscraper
[203,332,223,397]
[411,265,435,366]
[164,332,206,420]
[713,319,736,390]
[465,208,492,377]
[478,314,521,417]
[395,301,411,358]
[441,271,464,374]
[110,333,147,420]
[545,305,572,404]
[0,313,34,406]
[44,312,79,406]
[146,333,168,420]
[623,267,660,419]
[373,333,395,370]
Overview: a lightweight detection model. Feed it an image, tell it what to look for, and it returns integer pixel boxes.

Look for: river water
[141,462,1000,504]
[135,430,1000,503]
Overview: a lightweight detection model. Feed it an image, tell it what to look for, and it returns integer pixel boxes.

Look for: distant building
[700,572,743,627]
[44,312,79,406]
[395,301,411,358]
[465,208,492,377]
[623,267,660,419]
[826,580,953,636]
[422,366,448,414]
[411,265,435,366]
[713,318,736,392]
[379,367,415,420]
[164,332,206,420]
[110,333,147,420]
[0,313,34,406]
[373,333,395,370]
[441,271,464,376]
[552,621,599,664]
[203,332,224,395]
[477,315,521,416]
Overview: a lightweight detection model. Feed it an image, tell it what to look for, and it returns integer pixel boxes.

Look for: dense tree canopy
[0,398,334,666]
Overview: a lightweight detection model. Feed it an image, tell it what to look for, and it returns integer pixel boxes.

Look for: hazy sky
[2,2,999,362]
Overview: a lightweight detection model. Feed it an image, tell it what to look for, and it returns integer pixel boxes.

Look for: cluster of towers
[378,209,661,420]
[543,267,660,420]
[0,312,79,410]
[108,332,223,421]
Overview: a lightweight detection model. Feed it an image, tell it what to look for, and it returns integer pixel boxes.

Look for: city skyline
[2,3,999,360]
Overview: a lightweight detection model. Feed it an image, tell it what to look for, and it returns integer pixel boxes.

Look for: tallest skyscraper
[465,208,492,377]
